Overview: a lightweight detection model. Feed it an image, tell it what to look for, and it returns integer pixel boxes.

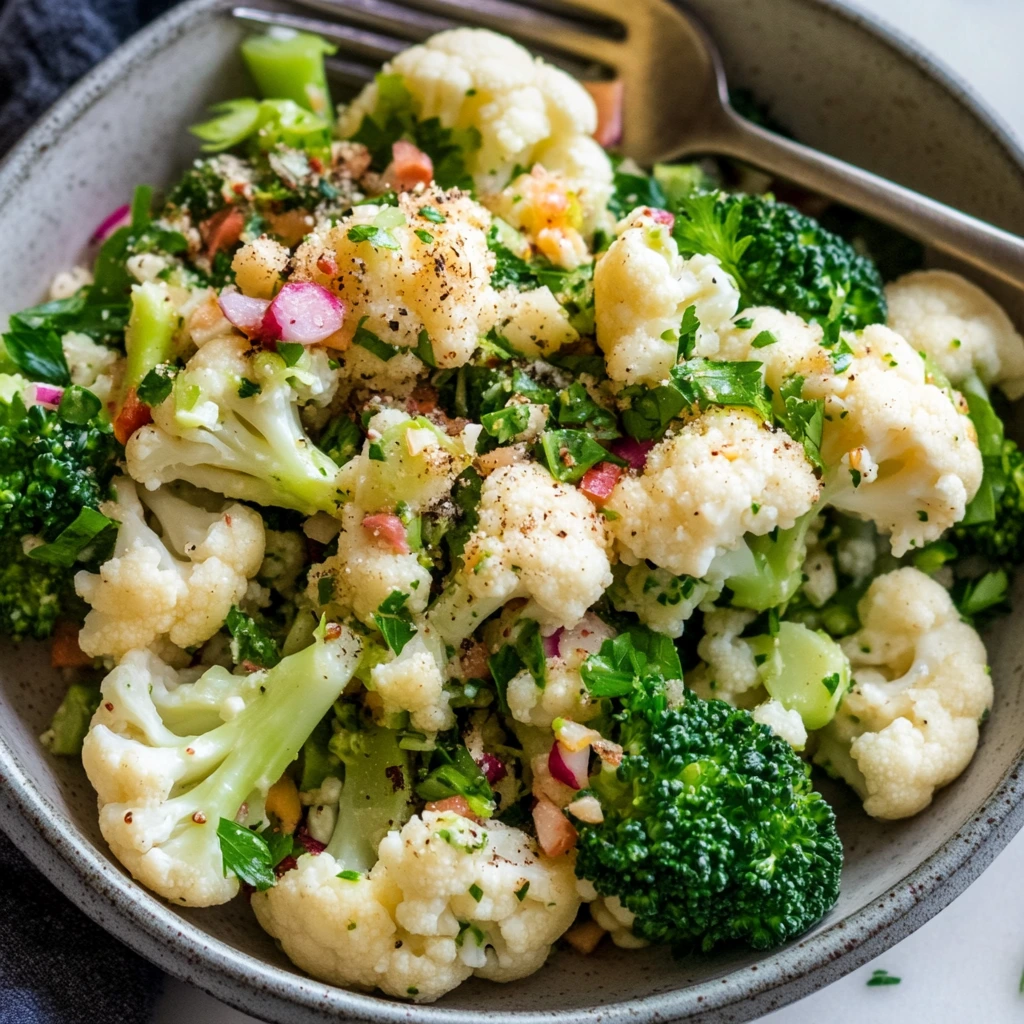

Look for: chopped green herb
[373,590,417,655]
[238,377,262,398]
[347,223,400,250]
[866,969,901,987]
[751,330,777,349]
[414,229,434,244]
[216,818,275,891]
[419,205,445,223]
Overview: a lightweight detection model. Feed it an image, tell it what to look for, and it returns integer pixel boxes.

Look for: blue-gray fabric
[0,3,177,1018]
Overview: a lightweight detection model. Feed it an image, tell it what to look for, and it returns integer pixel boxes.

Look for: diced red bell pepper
[385,140,434,191]
[113,387,153,445]
[579,461,622,506]
[202,206,245,259]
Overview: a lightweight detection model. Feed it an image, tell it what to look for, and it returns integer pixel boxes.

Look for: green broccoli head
[954,436,1024,561]
[672,191,886,329]
[573,685,843,952]
[0,378,120,638]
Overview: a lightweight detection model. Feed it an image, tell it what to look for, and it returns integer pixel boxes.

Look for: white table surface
[155,1,1024,1020]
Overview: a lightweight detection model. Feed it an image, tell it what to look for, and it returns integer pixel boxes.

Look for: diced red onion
[548,740,590,790]
[294,827,325,856]
[475,752,507,785]
[91,204,130,243]
[610,437,654,471]
[542,627,564,660]
[533,797,578,857]
[643,206,675,229]
[218,291,271,334]
[584,79,624,148]
[362,513,409,555]
[31,384,64,409]
[261,282,345,345]
[579,462,621,505]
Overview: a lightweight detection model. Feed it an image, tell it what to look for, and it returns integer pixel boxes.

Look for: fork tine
[233,7,406,63]
[288,0,622,68]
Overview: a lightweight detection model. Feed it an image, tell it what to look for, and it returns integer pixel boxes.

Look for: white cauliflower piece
[607,562,716,638]
[801,517,838,608]
[370,631,454,733]
[722,311,983,556]
[590,895,648,950]
[338,28,612,206]
[75,478,265,660]
[606,409,820,578]
[505,613,613,727]
[687,607,762,707]
[594,209,740,387]
[493,285,579,359]
[752,699,808,750]
[429,462,612,642]
[885,269,1024,396]
[61,332,122,408]
[307,503,431,628]
[291,187,498,389]
[252,810,580,1002]
[815,567,992,819]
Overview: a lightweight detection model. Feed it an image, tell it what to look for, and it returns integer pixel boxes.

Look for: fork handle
[704,110,1024,289]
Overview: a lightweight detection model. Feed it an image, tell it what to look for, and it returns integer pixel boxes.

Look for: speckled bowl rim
[2,1,1024,1021]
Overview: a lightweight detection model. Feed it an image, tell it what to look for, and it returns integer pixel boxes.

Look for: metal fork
[233,0,1024,288]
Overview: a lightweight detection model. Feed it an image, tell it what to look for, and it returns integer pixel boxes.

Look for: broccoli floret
[672,191,886,329]
[0,376,120,639]
[573,684,843,952]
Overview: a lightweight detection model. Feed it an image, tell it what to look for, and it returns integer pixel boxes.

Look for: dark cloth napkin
[1,4,179,1020]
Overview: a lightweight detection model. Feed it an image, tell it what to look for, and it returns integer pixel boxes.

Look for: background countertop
[155,0,1024,1020]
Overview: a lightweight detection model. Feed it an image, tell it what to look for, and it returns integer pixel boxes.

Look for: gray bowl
[2,1,1024,1021]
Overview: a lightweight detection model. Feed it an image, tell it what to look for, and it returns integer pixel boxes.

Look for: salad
[3,24,1022,1003]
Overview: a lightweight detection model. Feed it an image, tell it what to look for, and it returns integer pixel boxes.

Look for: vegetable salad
[4,23,1023,1003]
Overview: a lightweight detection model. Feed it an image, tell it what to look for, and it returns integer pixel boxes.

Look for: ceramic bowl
[2,1,1024,1021]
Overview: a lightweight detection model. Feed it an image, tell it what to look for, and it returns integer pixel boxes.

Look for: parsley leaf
[353,317,400,362]
[540,429,623,483]
[27,507,116,568]
[415,743,495,818]
[347,223,401,250]
[670,359,772,420]
[481,404,533,443]
[226,606,281,668]
[373,590,417,655]
[217,818,276,890]
[672,191,753,289]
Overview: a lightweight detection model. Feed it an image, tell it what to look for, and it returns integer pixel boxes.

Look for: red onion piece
[584,79,624,148]
[542,627,564,660]
[533,797,578,857]
[475,752,507,785]
[548,740,590,790]
[31,384,64,409]
[294,827,326,855]
[383,140,434,192]
[579,462,621,505]
[642,206,675,229]
[362,513,409,555]
[261,282,345,345]
[91,204,130,243]
[218,291,271,335]
[610,437,654,471]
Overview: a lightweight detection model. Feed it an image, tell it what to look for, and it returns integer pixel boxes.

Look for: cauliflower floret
[338,28,612,207]
[594,209,740,387]
[590,895,649,950]
[291,187,498,391]
[801,517,838,608]
[606,409,820,578]
[505,613,613,727]
[885,269,1024,396]
[607,562,716,638]
[252,810,580,1002]
[307,504,431,628]
[687,607,762,707]
[752,699,808,750]
[814,567,992,819]
[370,632,454,733]
[61,331,123,408]
[493,285,579,359]
[432,462,612,640]
[231,236,290,299]
[722,311,983,556]
[75,478,265,660]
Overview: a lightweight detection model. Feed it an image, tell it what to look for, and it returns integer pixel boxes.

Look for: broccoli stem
[123,282,178,394]
[326,720,412,873]
[722,510,816,612]
[42,683,101,755]
[747,621,851,730]
[241,31,335,117]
